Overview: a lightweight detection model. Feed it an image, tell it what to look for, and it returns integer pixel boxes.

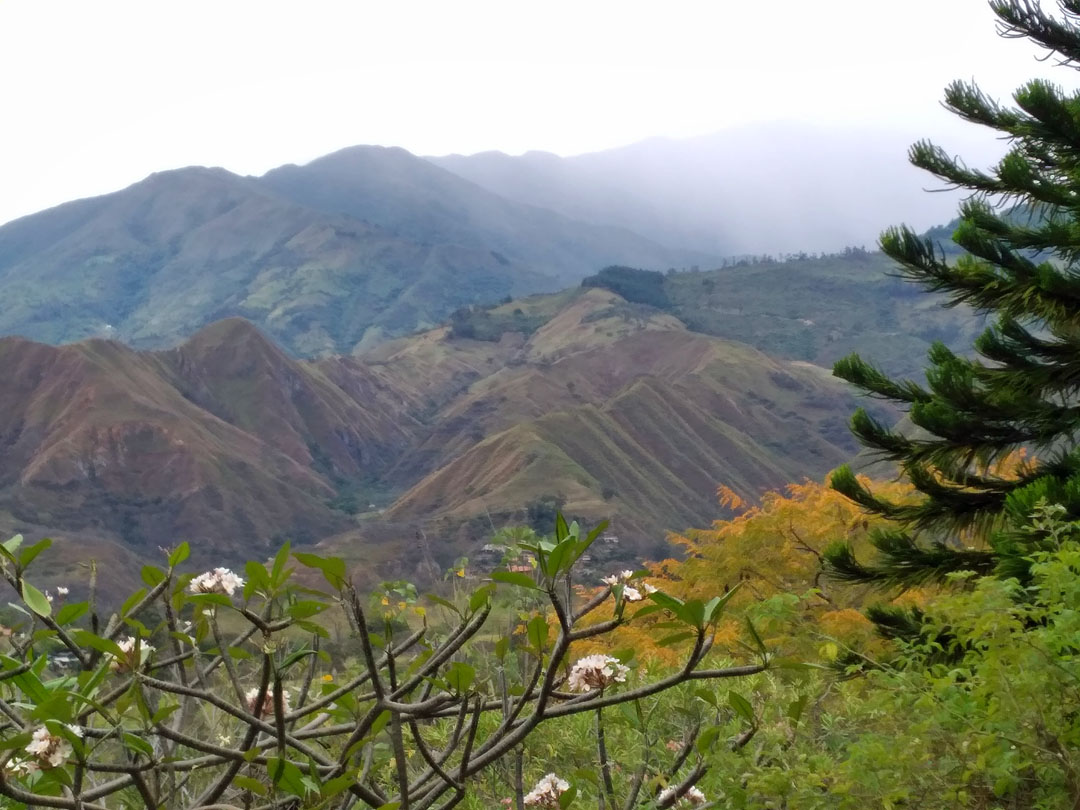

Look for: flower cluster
[110,636,154,672]
[43,586,70,604]
[567,654,629,692]
[601,569,658,602]
[658,785,707,807]
[188,567,244,596]
[245,686,291,718]
[8,725,83,774]
[524,773,570,807]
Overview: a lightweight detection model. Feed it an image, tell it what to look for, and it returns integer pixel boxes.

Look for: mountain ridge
[0,146,709,357]
[0,289,878,588]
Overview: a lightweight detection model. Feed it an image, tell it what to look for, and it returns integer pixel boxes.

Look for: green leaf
[267,757,309,797]
[468,584,495,613]
[55,602,88,627]
[697,725,721,753]
[244,560,271,595]
[295,552,348,591]
[694,688,718,709]
[234,775,268,796]
[377,803,402,810]
[744,615,768,658]
[728,690,756,725]
[168,542,189,568]
[288,600,328,620]
[527,615,549,652]
[0,534,23,562]
[122,732,154,758]
[787,693,808,725]
[546,537,577,580]
[578,520,609,557]
[279,649,317,673]
[320,775,354,799]
[369,710,392,737]
[0,655,50,703]
[631,603,664,621]
[648,591,688,623]
[495,636,509,661]
[71,630,124,660]
[571,767,599,786]
[271,541,292,586]
[294,619,330,638]
[119,588,147,619]
[424,593,461,615]
[141,566,166,588]
[445,661,476,693]
[186,592,233,608]
[151,702,180,724]
[21,581,51,617]
[19,539,52,569]
[559,784,577,808]
[0,732,32,751]
[555,511,569,542]
[491,571,537,589]
[656,631,696,648]
[682,599,706,629]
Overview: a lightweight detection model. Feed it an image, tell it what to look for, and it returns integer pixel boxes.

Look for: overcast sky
[0,0,1066,226]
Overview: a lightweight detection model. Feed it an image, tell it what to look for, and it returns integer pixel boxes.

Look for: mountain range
[428,122,1002,256]
[0,288,886,589]
[0,131,985,592]
[0,146,707,356]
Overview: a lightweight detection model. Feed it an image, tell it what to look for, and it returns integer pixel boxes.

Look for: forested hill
[0,147,709,356]
[536,250,980,379]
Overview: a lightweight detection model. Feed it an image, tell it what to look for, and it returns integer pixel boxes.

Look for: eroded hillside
[0,288,883,590]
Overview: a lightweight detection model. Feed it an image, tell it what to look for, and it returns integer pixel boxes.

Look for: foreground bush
[0,517,766,809]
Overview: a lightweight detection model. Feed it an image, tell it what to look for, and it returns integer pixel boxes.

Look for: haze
[0,0,1065,249]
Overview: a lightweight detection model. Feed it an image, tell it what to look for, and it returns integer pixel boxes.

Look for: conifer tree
[825,0,1080,599]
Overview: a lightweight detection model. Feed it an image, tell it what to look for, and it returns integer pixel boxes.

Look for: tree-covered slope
[0,148,708,357]
[258,145,712,284]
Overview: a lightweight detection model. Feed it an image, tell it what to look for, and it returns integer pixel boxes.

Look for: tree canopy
[826,0,1080,598]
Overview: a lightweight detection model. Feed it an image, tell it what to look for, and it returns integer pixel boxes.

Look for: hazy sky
[0,0,1066,226]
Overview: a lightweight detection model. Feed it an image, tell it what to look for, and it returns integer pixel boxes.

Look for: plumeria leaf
[21,582,51,618]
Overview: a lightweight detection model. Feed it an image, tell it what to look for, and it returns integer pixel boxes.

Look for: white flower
[603,570,658,601]
[45,591,54,603]
[245,686,290,718]
[658,785,707,807]
[110,636,154,672]
[567,654,629,692]
[5,758,39,776]
[188,568,245,596]
[56,586,69,596]
[524,773,570,808]
[23,726,74,769]
[601,570,635,586]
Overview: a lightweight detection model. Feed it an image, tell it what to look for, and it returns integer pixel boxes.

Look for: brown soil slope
[0,289,874,585]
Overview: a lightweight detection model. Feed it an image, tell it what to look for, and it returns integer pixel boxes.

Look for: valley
[0,284,892,591]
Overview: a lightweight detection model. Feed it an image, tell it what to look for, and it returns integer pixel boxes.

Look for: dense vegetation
[5,2,1080,808]
[581,267,671,310]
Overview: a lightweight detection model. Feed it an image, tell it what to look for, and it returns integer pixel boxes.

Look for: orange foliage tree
[574,477,923,666]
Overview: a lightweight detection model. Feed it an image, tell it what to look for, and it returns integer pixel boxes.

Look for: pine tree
[825,0,1080,596]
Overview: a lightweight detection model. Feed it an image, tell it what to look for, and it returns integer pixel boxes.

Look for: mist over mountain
[0,147,706,356]
[430,122,1004,256]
